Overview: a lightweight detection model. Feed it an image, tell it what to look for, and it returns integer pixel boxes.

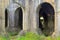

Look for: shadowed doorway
[5,9,8,28]
[39,2,55,36]
[15,7,23,31]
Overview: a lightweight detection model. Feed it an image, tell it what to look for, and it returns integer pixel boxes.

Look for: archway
[5,9,8,28]
[15,7,23,31]
[5,7,23,36]
[38,2,55,36]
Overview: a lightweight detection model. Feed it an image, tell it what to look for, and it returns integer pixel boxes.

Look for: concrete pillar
[55,0,60,36]
[29,0,34,32]
[29,0,42,34]
[8,11,15,28]
[23,0,30,31]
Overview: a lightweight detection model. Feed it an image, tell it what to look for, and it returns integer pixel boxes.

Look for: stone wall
[0,0,60,36]
[0,0,9,35]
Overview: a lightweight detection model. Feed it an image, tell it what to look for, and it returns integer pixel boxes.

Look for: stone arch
[36,2,55,36]
[14,7,23,31]
[4,3,25,35]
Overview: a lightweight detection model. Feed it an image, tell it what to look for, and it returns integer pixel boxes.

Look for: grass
[16,32,41,40]
[15,32,55,40]
[0,32,60,40]
[0,35,9,40]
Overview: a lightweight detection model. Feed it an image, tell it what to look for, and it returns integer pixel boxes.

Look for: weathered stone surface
[0,0,59,37]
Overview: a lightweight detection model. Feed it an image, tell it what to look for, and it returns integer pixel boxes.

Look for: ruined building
[0,0,60,36]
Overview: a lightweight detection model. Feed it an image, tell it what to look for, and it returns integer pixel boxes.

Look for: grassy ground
[0,32,60,40]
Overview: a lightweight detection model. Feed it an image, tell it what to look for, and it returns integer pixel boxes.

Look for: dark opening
[19,7,23,29]
[5,9,8,28]
[39,2,55,36]
[15,7,23,31]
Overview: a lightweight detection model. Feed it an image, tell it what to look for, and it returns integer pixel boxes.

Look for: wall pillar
[23,0,30,31]
[55,0,60,36]
[29,0,42,34]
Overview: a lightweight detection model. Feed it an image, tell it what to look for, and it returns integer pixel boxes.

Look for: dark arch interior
[15,7,23,31]
[5,9,8,28]
[39,2,55,36]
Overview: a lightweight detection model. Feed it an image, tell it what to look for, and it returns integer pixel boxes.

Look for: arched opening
[5,9,8,28]
[39,2,55,36]
[15,7,23,31]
